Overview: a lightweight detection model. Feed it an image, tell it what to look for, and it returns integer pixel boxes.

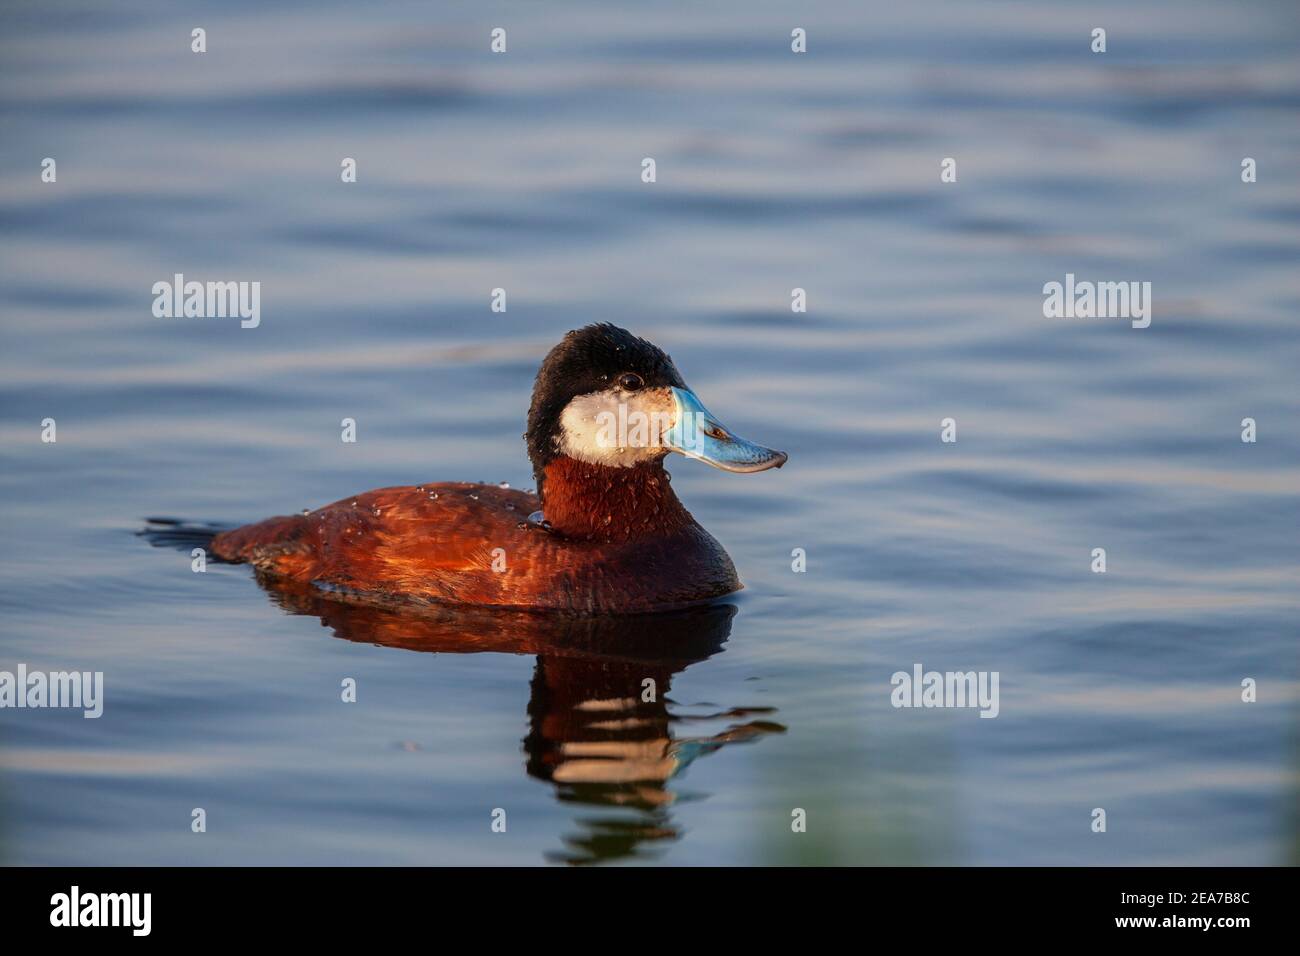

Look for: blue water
[1,0,1297,865]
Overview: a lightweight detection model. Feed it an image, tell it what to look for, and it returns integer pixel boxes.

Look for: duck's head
[527,324,787,497]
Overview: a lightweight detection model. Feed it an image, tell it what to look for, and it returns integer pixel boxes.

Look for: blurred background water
[1,0,1297,865]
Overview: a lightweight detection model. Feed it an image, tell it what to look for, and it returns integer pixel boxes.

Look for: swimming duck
[211,323,787,613]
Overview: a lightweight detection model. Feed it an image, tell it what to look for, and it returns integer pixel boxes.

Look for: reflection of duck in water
[521,618,784,865]
[134,555,785,865]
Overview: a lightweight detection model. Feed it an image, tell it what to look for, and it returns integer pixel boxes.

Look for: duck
[210,323,787,613]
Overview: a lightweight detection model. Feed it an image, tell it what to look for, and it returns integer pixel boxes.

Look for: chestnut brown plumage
[210,324,784,613]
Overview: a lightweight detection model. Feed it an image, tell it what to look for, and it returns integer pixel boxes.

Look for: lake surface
[1,0,1297,865]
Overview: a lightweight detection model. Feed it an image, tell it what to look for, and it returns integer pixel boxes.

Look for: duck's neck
[539,456,694,541]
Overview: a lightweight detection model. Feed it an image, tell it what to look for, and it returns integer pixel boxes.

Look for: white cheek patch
[557,387,676,467]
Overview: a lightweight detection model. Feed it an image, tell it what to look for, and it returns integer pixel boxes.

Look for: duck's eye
[617,372,644,391]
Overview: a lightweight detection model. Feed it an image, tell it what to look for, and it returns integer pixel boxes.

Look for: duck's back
[210,482,739,613]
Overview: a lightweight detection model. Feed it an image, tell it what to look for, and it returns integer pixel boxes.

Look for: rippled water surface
[1,0,1298,864]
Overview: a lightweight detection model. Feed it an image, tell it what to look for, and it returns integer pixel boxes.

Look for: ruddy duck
[210,323,787,613]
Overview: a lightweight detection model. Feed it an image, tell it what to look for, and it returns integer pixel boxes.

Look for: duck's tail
[137,517,232,556]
